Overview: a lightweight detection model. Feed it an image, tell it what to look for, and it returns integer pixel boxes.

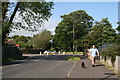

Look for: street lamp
[73,21,84,56]
[73,23,75,55]
[81,22,91,56]
[49,39,53,49]
[80,22,91,56]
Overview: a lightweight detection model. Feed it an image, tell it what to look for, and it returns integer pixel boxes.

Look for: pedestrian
[88,45,100,67]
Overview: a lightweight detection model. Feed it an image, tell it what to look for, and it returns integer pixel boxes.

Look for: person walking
[88,45,100,67]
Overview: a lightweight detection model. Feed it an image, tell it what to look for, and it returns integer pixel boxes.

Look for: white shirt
[90,48,99,57]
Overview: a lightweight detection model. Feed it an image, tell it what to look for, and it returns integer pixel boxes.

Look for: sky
[9,1,118,37]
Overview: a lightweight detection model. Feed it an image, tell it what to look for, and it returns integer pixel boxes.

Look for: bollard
[40,51,41,55]
[59,51,61,55]
[63,51,65,55]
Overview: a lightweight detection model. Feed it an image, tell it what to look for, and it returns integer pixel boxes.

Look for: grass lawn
[66,52,83,54]
[65,56,81,61]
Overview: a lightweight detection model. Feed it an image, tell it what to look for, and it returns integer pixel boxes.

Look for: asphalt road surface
[2,55,119,80]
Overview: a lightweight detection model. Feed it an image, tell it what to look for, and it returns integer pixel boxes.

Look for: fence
[20,49,45,54]
[100,56,120,73]
[2,46,22,59]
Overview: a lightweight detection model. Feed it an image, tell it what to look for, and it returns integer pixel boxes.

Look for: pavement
[70,58,118,79]
[2,54,119,80]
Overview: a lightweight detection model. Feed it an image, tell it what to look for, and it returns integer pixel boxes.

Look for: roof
[5,40,16,45]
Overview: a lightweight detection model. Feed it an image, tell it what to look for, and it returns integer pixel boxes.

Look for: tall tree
[54,10,94,51]
[115,21,120,45]
[82,18,117,48]
[2,1,54,45]
[101,18,116,43]
[2,2,9,21]
[117,21,120,33]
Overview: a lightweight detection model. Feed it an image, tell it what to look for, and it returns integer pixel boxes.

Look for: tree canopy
[2,1,54,45]
[32,29,52,50]
[117,21,120,33]
[54,10,94,51]
[80,18,117,49]
[54,10,117,52]
[9,35,31,48]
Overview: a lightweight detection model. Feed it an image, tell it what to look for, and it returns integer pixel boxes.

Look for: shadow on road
[2,55,88,66]
[28,55,87,60]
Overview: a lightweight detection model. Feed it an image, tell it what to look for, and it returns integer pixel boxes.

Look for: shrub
[100,44,120,56]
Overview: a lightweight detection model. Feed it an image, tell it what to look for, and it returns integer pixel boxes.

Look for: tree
[54,10,94,51]
[2,1,54,45]
[82,18,117,48]
[99,19,120,62]
[12,35,19,39]
[2,2,9,21]
[14,36,30,43]
[32,29,52,50]
[116,21,120,34]
[11,35,31,48]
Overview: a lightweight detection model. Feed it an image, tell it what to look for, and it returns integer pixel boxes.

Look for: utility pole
[73,23,75,56]
[50,39,53,49]
[73,21,84,56]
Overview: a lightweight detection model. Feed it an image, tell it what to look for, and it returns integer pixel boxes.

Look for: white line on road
[12,64,20,67]
[0,67,3,69]
[2,64,21,68]
[33,60,40,62]
[66,61,78,78]
[2,59,41,68]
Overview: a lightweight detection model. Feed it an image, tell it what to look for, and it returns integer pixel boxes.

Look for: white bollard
[63,51,65,55]
[47,52,48,55]
[59,51,61,55]
[40,51,41,55]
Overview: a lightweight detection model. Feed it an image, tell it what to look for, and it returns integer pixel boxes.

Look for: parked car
[44,51,56,55]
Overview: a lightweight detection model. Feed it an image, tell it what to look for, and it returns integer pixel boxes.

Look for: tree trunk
[2,2,19,45]
[9,2,20,23]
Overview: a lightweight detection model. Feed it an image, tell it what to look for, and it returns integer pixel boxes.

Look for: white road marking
[2,64,21,68]
[0,67,3,69]
[12,64,20,67]
[2,59,41,68]
[33,60,39,62]
[66,61,78,78]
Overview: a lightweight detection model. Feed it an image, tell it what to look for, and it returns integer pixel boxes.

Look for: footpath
[69,58,119,80]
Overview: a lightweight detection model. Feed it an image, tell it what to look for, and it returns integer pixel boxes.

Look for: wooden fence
[2,46,22,59]
[20,49,45,54]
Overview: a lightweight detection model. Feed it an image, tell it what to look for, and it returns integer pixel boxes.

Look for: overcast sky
[9,1,119,37]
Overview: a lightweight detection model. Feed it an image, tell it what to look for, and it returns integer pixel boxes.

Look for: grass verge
[2,57,22,64]
[66,52,83,54]
[65,56,80,61]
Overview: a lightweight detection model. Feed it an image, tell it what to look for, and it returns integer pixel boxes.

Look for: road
[2,55,119,80]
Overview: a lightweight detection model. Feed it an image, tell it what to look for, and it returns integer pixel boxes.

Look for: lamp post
[73,23,75,55]
[73,21,84,56]
[50,39,53,49]
[81,22,91,56]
